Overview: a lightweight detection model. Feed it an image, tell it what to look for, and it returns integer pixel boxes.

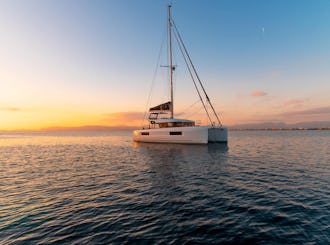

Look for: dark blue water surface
[0,130,329,244]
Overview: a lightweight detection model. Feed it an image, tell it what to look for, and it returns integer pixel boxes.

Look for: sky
[1,0,330,130]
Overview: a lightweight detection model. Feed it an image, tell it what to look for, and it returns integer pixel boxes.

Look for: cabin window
[183,122,195,127]
[172,122,195,127]
[174,122,183,127]
[149,113,158,119]
[169,131,182,135]
[159,123,168,128]
[141,132,149,136]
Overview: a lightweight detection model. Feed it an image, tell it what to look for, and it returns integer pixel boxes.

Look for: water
[0,130,329,244]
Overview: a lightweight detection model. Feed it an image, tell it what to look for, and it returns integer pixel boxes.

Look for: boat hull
[208,127,228,143]
[133,126,208,144]
[133,126,228,144]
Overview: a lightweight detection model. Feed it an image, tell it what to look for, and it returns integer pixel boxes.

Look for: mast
[168,4,174,118]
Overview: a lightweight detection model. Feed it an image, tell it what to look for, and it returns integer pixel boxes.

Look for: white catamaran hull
[133,126,227,144]
[133,126,208,144]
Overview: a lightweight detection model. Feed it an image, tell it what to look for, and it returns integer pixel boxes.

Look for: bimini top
[148,101,195,127]
[149,101,171,112]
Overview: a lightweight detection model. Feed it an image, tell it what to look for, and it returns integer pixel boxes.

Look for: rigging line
[172,25,213,126]
[140,28,167,127]
[171,19,223,127]
[183,104,205,119]
[178,99,201,117]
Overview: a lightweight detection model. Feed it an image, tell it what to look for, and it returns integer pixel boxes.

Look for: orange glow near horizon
[0,108,145,131]
[0,110,91,131]
[1,103,330,131]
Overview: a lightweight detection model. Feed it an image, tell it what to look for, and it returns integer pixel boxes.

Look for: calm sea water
[0,130,329,244]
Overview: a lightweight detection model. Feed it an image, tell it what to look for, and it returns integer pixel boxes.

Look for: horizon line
[1,121,330,133]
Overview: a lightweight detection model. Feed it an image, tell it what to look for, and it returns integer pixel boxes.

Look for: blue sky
[0,0,330,129]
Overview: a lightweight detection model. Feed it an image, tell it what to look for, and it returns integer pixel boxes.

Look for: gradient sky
[1,0,330,130]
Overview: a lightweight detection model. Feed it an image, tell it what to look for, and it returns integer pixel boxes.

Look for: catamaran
[133,5,228,144]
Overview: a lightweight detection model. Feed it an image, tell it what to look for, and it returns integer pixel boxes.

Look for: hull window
[141,132,149,135]
[169,131,182,135]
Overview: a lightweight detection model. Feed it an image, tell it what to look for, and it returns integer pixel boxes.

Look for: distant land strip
[230,128,330,131]
[1,121,330,133]
[228,121,330,130]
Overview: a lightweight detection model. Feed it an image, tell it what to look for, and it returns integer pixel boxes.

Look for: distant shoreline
[230,128,330,131]
[2,121,330,133]
[1,127,329,133]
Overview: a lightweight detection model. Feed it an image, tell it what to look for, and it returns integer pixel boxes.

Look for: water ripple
[0,131,329,244]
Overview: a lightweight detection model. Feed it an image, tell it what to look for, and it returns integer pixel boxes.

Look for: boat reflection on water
[132,141,229,175]
[132,142,229,207]
[133,141,228,155]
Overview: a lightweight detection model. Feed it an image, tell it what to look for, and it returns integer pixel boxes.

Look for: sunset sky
[1,0,330,130]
